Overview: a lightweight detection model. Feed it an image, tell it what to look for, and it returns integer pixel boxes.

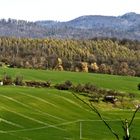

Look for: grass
[0,67,139,94]
[0,68,140,139]
[0,86,140,140]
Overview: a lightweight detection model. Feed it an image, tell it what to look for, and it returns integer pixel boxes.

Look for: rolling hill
[0,12,140,40]
[0,68,140,139]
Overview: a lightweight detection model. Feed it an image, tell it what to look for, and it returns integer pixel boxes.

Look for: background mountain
[0,12,140,40]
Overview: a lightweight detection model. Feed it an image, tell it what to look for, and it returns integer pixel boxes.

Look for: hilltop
[0,12,140,40]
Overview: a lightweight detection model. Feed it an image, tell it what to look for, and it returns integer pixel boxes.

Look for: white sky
[0,0,140,21]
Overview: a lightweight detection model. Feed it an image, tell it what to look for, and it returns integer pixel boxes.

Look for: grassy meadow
[0,68,140,140]
[0,68,139,94]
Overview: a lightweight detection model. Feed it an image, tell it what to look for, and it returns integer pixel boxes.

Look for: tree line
[0,37,139,76]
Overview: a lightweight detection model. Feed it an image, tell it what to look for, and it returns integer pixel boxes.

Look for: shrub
[25,81,51,88]
[14,75,23,86]
[128,93,135,98]
[55,80,73,90]
[55,83,68,90]
[45,80,51,87]
[72,83,97,93]
[138,83,140,90]
[73,84,85,92]
[106,90,120,96]
[84,83,97,92]
[65,80,73,87]
[89,94,101,103]
[2,74,12,85]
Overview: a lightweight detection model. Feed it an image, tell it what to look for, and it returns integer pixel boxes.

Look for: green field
[0,68,140,140]
[0,68,139,94]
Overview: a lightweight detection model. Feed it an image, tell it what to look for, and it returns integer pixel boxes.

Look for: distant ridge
[0,12,140,40]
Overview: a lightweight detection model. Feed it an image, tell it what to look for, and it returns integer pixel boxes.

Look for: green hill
[0,68,140,140]
[0,68,139,94]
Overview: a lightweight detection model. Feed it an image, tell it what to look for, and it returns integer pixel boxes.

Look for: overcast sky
[0,0,140,21]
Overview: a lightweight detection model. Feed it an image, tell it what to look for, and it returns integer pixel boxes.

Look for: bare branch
[90,102,119,140]
[129,106,140,128]
[71,92,120,140]
[71,91,98,112]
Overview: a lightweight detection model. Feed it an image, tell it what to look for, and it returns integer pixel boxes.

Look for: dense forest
[0,37,139,76]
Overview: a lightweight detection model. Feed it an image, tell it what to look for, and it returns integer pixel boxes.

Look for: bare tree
[71,92,140,140]
[122,106,140,140]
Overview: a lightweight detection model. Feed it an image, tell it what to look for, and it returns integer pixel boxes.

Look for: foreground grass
[0,68,140,139]
[0,86,140,140]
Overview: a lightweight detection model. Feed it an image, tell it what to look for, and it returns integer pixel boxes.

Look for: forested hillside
[0,19,47,38]
[0,12,140,40]
[0,37,139,76]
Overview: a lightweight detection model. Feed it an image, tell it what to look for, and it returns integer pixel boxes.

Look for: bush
[25,81,51,88]
[72,83,98,93]
[14,75,23,86]
[65,80,73,87]
[2,74,12,85]
[55,80,73,90]
[138,83,140,90]
[89,94,102,103]
[45,80,51,87]
[55,83,69,90]
[128,93,135,98]
[73,84,85,92]
[84,83,97,92]
[106,90,120,96]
